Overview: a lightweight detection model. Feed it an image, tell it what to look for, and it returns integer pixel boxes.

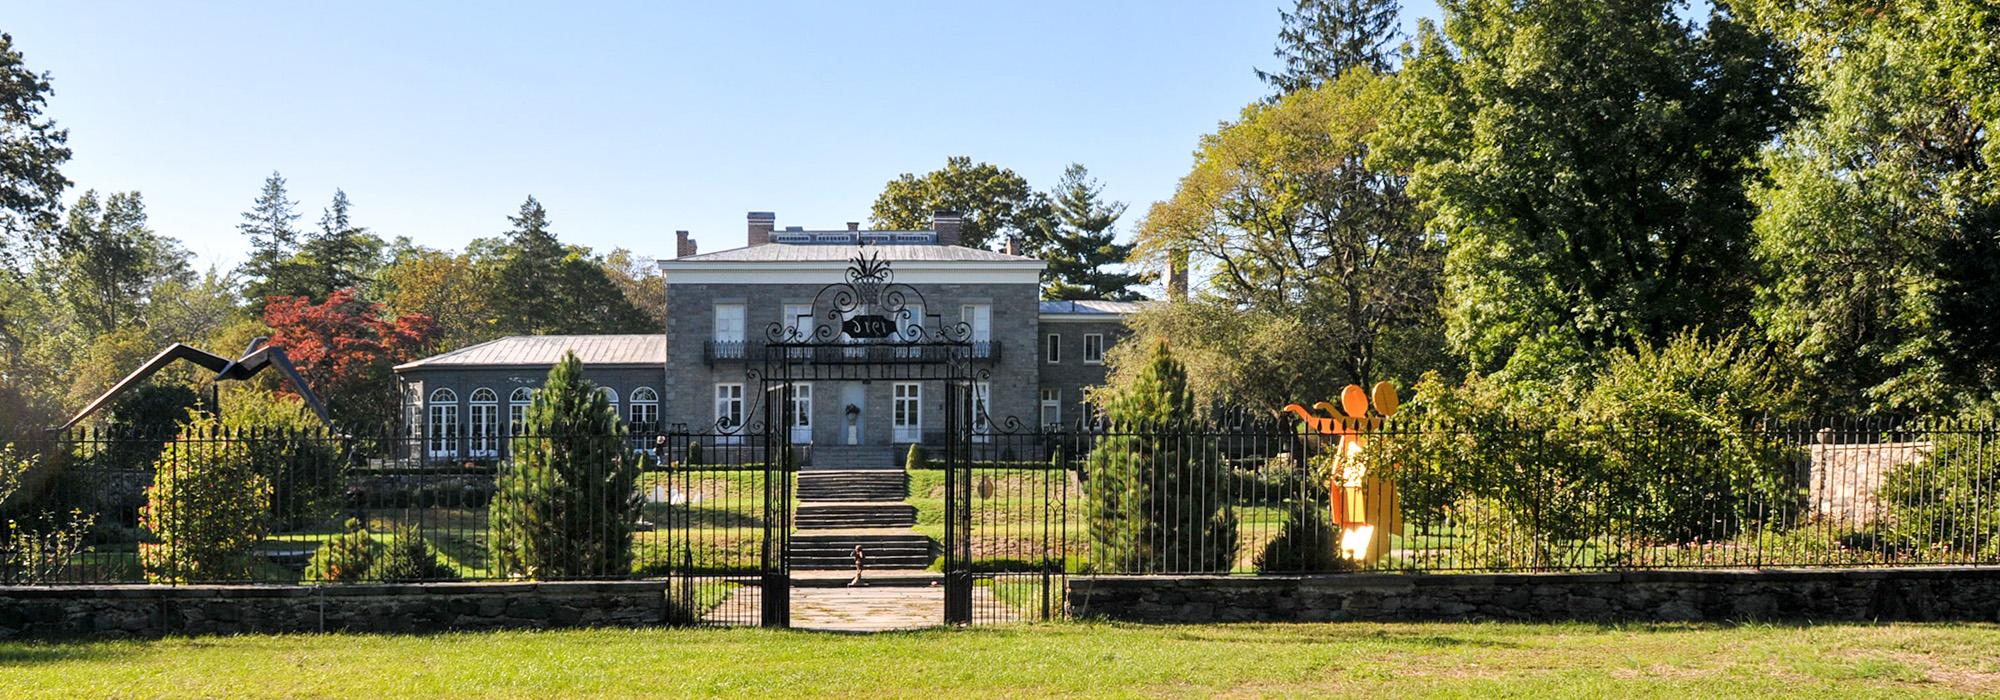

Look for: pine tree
[485,196,652,335]
[0,32,73,271]
[488,352,643,579]
[1084,342,1238,572]
[1256,0,1402,98]
[1039,164,1148,301]
[292,189,384,300]
[238,171,303,303]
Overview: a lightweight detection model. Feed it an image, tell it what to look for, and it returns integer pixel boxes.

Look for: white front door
[893,382,922,443]
[789,383,813,445]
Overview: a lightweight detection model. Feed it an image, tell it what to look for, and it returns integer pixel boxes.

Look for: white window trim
[892,382,922,443]
[1046,333,1061,364]
[468,388,499,458]
[1040,388,1061,427]
[714,383,745,444]
[1084,333,1104,364]
[508,387,532,435]
[427,388,459,459]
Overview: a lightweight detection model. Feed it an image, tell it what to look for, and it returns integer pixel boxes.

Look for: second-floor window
[1084,334,1104,364]
[714,303,745,358]
[1046,333,1061,363]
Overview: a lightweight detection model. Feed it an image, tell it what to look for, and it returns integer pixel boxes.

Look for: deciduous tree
[261,288,435,431]
[1131,69,1443,401]
[869,156,1048,251]
[1733,0,2000,412]
[0,32,71,271]
[1376,0,1801,385]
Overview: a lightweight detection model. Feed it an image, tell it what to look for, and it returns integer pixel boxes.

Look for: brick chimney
[847,222,860,232]
[675,230,698,258]
[747,211,776,247]
[1004,235,1021,256]
[932,210,963,247]
[1167,246,1189,301]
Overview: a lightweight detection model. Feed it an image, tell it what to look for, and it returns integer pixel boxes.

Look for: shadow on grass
[0,643,136,666]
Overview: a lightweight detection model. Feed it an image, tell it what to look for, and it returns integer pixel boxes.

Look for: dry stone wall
[1068,568,2000,624]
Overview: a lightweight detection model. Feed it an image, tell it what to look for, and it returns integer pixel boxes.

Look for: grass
[2,622,1997,697]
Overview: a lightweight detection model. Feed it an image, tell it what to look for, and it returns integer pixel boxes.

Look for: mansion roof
[393,335,664,371]
[1038,300,1149,317]
[671,243,1039,264]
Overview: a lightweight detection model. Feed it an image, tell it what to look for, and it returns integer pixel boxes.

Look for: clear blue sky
[9,1,1440,270]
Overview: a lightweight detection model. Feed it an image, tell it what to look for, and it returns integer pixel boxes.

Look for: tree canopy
[1734,0,2000,412]
[1256,0,1402,97]
[869,156,1048,251]
[1127,69,1442,402]
[0,32,71,271]
[1375,0,1802,386]
[1038,164,1147,301]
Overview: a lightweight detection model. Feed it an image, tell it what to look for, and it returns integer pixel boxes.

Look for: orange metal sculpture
[1282,382,1401,565]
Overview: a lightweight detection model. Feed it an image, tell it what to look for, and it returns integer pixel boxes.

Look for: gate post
[761,377,792,628]
[944,378,974,624]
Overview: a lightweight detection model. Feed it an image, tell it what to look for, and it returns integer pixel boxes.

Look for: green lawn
[2,622,1996,698]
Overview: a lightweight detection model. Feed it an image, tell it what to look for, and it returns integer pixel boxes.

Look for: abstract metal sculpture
[52,337,333,432]
[1282,382,1402,565]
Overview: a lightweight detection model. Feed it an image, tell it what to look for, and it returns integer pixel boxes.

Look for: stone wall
[1068,568,2000,624]
[0,580,669,639]
[1809,438,1929,526]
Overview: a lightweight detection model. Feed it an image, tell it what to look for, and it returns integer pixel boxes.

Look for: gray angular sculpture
[53,337,333,432]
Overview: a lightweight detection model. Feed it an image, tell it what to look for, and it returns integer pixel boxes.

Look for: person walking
[847,545,867,587]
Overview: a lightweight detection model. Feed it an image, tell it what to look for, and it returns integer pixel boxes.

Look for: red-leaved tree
[262,289,436,431]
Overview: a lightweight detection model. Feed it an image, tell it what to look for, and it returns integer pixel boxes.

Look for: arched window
[629,386,659,434]
[469,388,498,458]
[508,387,532,434]
[427,388,459,459]
[597,387,620,419]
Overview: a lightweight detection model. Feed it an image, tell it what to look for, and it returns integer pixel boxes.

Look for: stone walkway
[700,583,1018,631]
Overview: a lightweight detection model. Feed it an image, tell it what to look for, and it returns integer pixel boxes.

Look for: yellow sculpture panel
[1282,381,1401,565]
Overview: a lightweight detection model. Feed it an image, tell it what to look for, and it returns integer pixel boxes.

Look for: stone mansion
[393,211,1143,461]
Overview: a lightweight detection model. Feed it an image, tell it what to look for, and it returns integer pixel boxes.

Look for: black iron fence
[1,415,1993,617]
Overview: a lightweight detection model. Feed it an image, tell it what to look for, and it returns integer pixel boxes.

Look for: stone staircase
[789,469,937,575]
[805,445,901,471]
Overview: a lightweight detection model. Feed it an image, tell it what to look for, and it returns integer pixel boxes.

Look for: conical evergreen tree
[488,352,643,578]
[1085,342,1238,572]
[1255,0,1401,98]
[1040,164,1149,301]
[238,171,303,303]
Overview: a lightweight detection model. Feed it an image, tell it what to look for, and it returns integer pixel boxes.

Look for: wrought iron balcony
[703,339,1002,365]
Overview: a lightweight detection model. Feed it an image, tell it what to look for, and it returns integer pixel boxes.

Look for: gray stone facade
[1067,567,2000,624]
[394,214,1152,457]
[662,281,1043,445]
[394,365,664,461]
[1036,317,1133,426]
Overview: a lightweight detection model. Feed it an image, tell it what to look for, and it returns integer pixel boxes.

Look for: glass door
[893,382,922,443]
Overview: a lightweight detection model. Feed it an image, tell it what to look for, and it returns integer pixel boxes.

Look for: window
[427,388,459,459]
[714,384,744,443]
[1084,334,1104,364]
[961,304,992,357]
[714,303,745,358]
[597,387,620,419]
[960,304,992,341]
[972,381,991,442]
[1040,388,1061,427]
[508,387,532,434]
[892,383,922,443]
[783,303,812,339]
[787,383,813,445]
[1045,333,1061,363]
[469,388,498,458]
[629,386,659,431]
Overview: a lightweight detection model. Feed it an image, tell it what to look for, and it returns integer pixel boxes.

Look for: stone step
[792,568,941,587]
